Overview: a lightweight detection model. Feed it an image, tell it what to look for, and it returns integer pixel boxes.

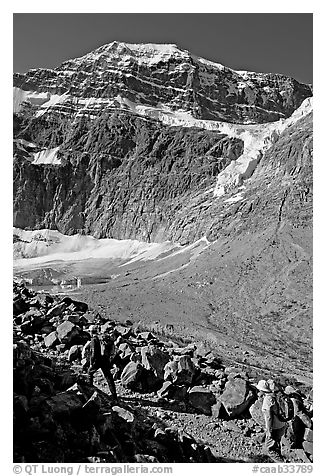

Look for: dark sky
[13,13,313,84]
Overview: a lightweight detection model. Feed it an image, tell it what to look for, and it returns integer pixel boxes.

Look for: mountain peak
[73,41,189,66]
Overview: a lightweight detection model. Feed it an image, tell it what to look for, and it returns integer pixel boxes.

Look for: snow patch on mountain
[213,97,313,197]
[13,87,50,113]
[13,228,179,266]
[32,147,61,165]
[73,42,191,67]
[35,92,70,117]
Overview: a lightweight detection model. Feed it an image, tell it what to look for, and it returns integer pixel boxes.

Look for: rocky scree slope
[14,282,313,463]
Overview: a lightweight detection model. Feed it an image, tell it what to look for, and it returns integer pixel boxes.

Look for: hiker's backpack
[276,392,294,422]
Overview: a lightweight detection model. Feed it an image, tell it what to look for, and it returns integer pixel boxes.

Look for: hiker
[281,385,312,449]
[85,325,118,402]
[256,380,287,456]
[284,386,312,428]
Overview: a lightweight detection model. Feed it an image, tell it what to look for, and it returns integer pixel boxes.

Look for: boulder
[228,371,249,380]
[68,299,88,313]
[164,360,178,381]
[82,311,98,323]
[22,309,45,323]
[20,320,33,334]
[56,344,66,352]
[173,385,188,401]
[14,394,29,418]
[115,325,132,338]
[223,421,241,432]
[101,321,115,333]
[13,297,29,316]
[40,325,55,335]
[137,331,154,341]
[304,428,313,442]
[66,313,84,325]
[46,302,68,318]
[68,345,82,362]
[188,386,216,415]
[175,355,198,385]
[13,341,33,367]
[45,391,84,416]
[81,391,102,421]
[211,401,223,418]
[204,352,222,369]
[31,293,54,308]
[220,377,254,418]
[56,321,80,345]
[96,412,114,437]
[157,381,174,398]
[293,449,311,463]
[112,406,135,425]
[141,345,170,380]
[142,369,161,391]
[118,342,134,360]
[121,362,145,391]
[302,440,313,455]
[44,331,59,348]
[134,455,159,463]
[51,372,74,392]
[249,398,265,426]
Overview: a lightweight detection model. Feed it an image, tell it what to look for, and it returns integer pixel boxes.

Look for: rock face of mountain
[13,42,312,244]
[14,111,243,240]
[14,42,311,124]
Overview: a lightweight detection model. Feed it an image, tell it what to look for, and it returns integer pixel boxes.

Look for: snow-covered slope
[213,97,313,196]
[13,228,179,266]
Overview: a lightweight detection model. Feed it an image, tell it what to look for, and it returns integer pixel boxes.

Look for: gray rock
[100,321,115,333]
[121,362,145,390]
[211,401,223,418]
[173,385,188,401]
[96,412,114,437]
[13,297,29,316]
[175,355,198,386]
[188,386,216,415]
[44,331,59,348]
[112,405,135,424]
[249,398,265,426]
[220,377,254,418]
[164,360,178,381]
[141,345,170,380]
[134,455,159,463]
[304,428,313,442]
[56,321,80,345]
[82,391,102,419]
[46,302,68,318]
[40,325,55,335]
[302,440,313,455]
[68,344,81,362]
[222,420,241,432]
[115,325,132,338]
[45,391,83,416]
[293,449,311,463]
[118,342,134,360]
[138,331,154,341]
[157,381,174,398]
